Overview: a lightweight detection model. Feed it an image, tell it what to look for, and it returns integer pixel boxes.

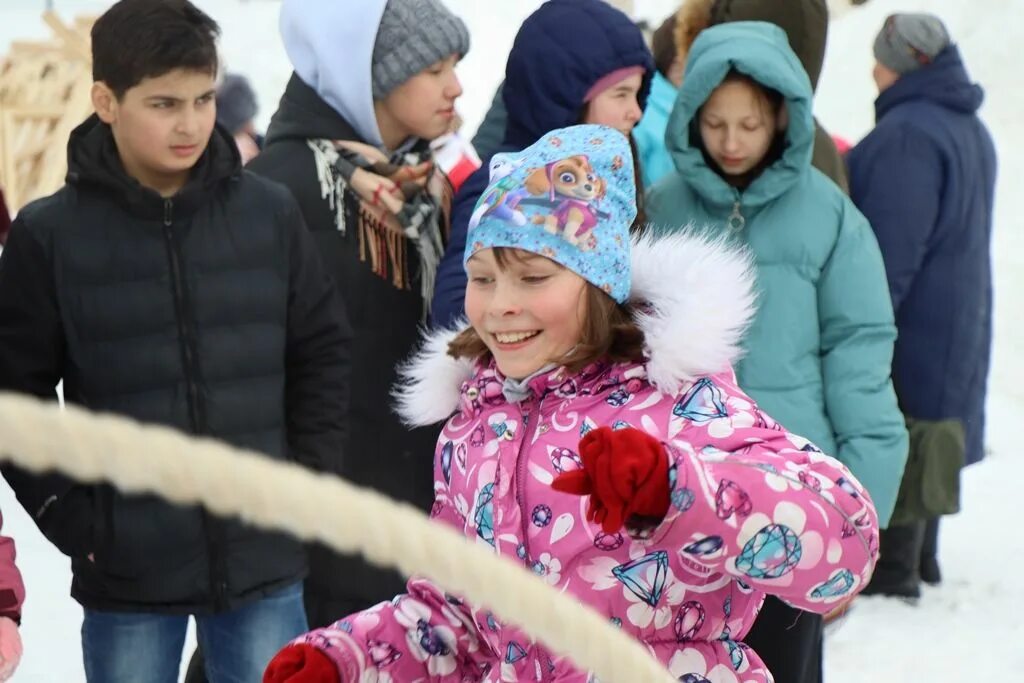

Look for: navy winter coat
[429,0,652,328]
[847,46,996,465]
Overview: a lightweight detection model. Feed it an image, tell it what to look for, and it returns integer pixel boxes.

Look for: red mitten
[264,643,340,683]
[551,427,671,533]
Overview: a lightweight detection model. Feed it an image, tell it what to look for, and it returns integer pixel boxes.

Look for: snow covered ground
[0,0,1020,680]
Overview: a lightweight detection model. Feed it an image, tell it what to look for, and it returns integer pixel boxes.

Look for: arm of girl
[554,369,881,614]
[265,579,494,683]
[816,199,910,526]
[264,436,497,683]
[658,369,880,614]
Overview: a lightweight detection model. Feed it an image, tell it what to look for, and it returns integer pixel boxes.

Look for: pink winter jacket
[295,234,879,682]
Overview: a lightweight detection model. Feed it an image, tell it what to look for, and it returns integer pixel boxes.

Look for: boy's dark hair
[92,0,221,99]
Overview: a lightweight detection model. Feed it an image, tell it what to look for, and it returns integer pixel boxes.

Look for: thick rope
[0,393,675,682]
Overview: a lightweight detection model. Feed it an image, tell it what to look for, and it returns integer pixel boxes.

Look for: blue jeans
[82,582,308,683]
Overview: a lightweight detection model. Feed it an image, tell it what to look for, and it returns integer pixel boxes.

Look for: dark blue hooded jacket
[847,46,996,465]
[429,0,652,327]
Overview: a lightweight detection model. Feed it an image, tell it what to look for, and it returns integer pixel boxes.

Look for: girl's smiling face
[465,248,588,380]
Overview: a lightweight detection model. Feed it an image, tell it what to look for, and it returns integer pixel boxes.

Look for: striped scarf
[307,138,452,317]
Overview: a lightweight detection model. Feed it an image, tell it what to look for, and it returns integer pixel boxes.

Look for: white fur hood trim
[393,231,757,427]
[629,231,757,395]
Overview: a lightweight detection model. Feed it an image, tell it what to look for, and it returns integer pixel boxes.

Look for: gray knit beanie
[873,13,951,75]
[371,0,470,99]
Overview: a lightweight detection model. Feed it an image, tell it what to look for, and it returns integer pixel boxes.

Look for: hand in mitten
[551,427,671,533]
[0,616,22,682]
[264,643,340,683]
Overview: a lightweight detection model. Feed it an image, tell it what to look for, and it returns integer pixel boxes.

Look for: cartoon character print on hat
[468,156,529,230]
[470,152,614,252]
[465,125,637,303]
[525,153,608,251]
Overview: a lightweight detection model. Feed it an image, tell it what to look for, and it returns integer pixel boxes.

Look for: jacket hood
[502,0,654,149]
[65,114,241,219]
[279,0,387,146]
[876,45,985,120]
[394,231,757,426]
[264,73,362,146]
[700,0,828,91]
[665,21,814,210]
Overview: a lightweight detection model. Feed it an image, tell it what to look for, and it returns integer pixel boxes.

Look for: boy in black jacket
[0,1,351,681]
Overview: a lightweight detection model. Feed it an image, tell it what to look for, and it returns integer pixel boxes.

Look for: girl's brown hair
[448,248,646,374]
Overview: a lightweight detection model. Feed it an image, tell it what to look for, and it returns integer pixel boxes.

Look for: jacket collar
[65,115,241,221]
[874,46,984,120]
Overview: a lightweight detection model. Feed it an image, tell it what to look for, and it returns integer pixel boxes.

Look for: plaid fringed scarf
[307,138,452,317]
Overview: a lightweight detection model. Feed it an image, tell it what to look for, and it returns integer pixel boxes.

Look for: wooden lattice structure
[0,11,95,213]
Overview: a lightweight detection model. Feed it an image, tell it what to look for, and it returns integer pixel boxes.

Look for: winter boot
[862,521,925,600]
[919,517,942,585]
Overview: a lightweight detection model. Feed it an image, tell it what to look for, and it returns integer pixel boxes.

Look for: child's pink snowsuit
[293,234,879,682]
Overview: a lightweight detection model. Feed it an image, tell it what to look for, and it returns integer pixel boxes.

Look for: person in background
[633,13,686,187]
[216,72,263,164]
[661,0,849,193]
[246,0,469,635]
[430,0,654,330]
[651,2,861,676]
[847,13,996,601]
[646,21,908,683]
[469,0,642,162]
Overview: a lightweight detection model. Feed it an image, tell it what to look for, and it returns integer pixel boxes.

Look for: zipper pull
[163,199,173,227]
[727,201,746,232]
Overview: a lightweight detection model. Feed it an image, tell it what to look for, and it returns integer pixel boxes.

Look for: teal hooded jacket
[634,71,678,188]
[647,22,908,525]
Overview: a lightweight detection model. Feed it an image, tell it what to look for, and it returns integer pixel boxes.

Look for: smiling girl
[264,125,879,683]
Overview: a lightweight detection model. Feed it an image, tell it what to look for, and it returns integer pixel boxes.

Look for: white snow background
[0,0,1020,680]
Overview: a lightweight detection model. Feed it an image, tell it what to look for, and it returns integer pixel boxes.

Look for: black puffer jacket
[0,116,351,613]
[248,74,441,628]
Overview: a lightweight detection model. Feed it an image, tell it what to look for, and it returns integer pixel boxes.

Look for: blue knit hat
[465,125,636,303]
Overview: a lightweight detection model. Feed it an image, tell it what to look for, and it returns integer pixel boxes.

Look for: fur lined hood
[394,231,757,426]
